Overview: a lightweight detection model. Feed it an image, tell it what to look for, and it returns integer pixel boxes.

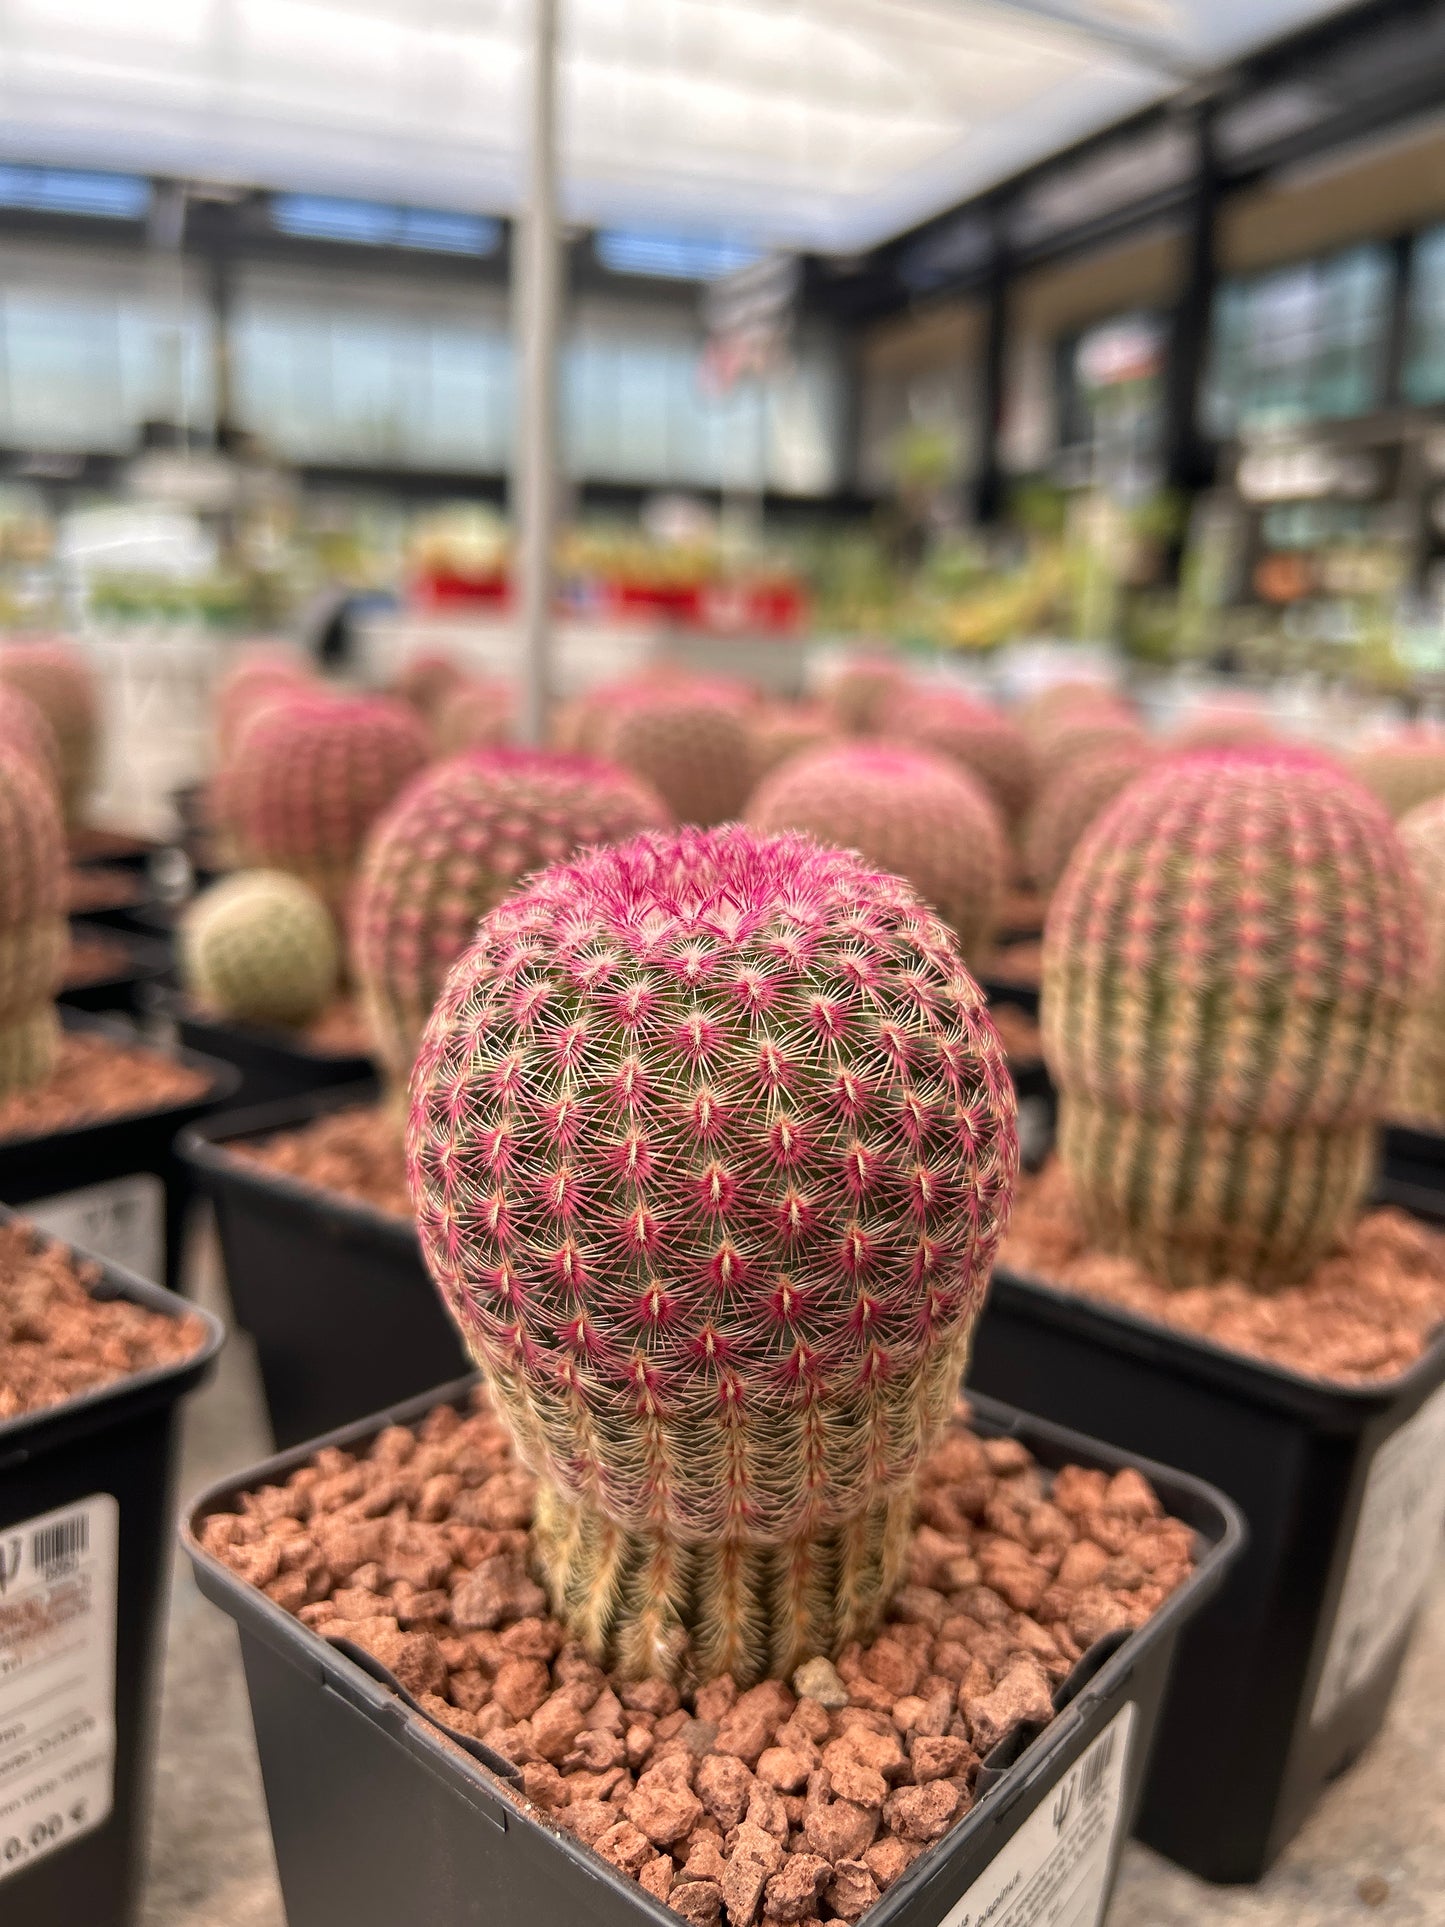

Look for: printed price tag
[27,1173,164,1282]
[1312,1380,1445,1727]
[0,1495,118,1883]
[937,1701,1135,1927]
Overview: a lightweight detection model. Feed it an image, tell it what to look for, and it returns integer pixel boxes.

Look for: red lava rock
[697,1752,755,1830]
[883,1780,961,1844]
[860,1639,923,1699]
[862,1836,915,1892]
[562,1798,615,1846]
[626,1773,704,1847]
[521,1760,568,1810]
[596,1819,655,1876]
[828,1725,904,1785]
[825,1860,881,1922]
[965,1660,1056,1754]
[910,1735,973,1782]
[531,1687,592,1762]
[450,1552,549,1631]
[819,1743,887,1811]
[622,1678,681,1719]
[493,1656,551,1722]
[695,1676,739,1723]
[801,1795,878,1861]
[755,1747,813,1793]
[341,1618,446,1698]
[639,1853,674,1902]
[720,1821,784,1925]
[680,1833,729,1883]
[672,1878,724,1924]
[1055,1540,1110,1590]
[715,1681,795,1767]
[763,1852,830,1922]
[745,1782,789,1841]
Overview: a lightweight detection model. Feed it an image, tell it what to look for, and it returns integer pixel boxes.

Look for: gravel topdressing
[231,1103,410,1217]
[0,1031,210,1142]
[200,1386,1197,1925]
[1005,1160,1445,1383]
[0,1219,206,1420]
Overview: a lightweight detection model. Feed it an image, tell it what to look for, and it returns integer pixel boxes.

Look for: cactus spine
[182,870,339,1029]
[747,742,1006,964]
[1043,749,1423,1289]
[354,748,668,1085]
[0,753,66,1093]
[220,695,429,922]
[0,642,98,827]
[408,827,1018,1685]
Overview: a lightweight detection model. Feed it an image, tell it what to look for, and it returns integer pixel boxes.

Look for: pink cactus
[887,689,1038,831]
[0,640,99,825]
[596,682,755,826]
[408,826,1018,1683]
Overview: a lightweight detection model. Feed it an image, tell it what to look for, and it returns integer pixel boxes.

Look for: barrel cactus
[182,870,339,1029]
[1043,749,1423,1289]
[354,748,668,1085]
[215,648,313,761]
[391,648,467,721]
[1024,739,1155,895]
[748,742,1006,963]
[220,695,429,921]
[888,689,1038,832]
[1351,730,1445,821]
[1032,703,1146,770]
[749,702,834,783]
[433,676,516,757]
[819,652,908,736]
[1394,794,1445,1126]
[0,642,98,826]
[0,752,66,1093]
[408,827,1018,1685]
[0,685,60,797]
[597,683,754,826]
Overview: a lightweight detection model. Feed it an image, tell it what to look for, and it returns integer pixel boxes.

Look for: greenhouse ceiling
[0,1,1364,253]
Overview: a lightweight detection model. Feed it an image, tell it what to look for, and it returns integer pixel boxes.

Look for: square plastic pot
[60,922,173,1017]
[967,1186,1445,1883]
[1382,1122,1445,1200]
[0,1013,239,1297]
[146,985,374,1110]
[183,1377,1242,1927]
[178,1086,470,1450]
[0,1221,224,1927]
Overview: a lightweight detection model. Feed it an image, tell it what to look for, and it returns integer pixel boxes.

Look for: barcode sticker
[0,1494,118,1884]
[936,1701,1136,1927]
[27,1173,164,1282]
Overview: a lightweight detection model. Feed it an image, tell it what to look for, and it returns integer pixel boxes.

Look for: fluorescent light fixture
[271,194,500,256]
[595,230,762,281]
[0,166,150,220]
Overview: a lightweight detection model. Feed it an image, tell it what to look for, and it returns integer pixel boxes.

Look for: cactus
[747,742,1006,964]
[748,703,834,783]
[888,689,1038,831]
[1393,794,1445,1126]
[0,685,60,798]
[1031,704,1146,769]
[1351,730,1445,821]
[215,648,313,761]
[1017,680,1120,738]
[433,676,516,757]
[220,694,429,922]
[819,652,908,736]
[1043,748,1423,1290]
[391,648,468,721]
[0,642,98,826]
[1024,739,1155,896]
[181,870,339,1029]
[408,826,1018,1685]
[354,748,669,1085]
[1171,702,1277,753]
[0,752,66,1094]
[596,683,755,826]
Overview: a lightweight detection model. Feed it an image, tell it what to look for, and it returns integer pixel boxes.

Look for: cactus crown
[0,642,98,826]
[433,677,516,757]
[408,826,1017,1684]
[182,870,339,1031]
[0,752,66,1095]
[220,694,429,921]
[354,747,668,1085]
[747,742,1006,964]
[597,685,756,828]
[889,689,1038,830]
[1043,747,1423,1289]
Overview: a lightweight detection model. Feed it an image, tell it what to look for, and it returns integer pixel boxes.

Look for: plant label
[28,1172,165,1282]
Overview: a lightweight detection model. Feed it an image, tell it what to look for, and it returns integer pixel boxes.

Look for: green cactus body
[0,642,99,827]
[1394,794,1445,1126]
[1351,730,1445,821]
[597,683,755,826]
[1024,740,1155,896]
[0,754,66,1094]
[1043,749,1423,1290]
[889,689,1038,832]
[747,742,1006,964]
[182,870,339,1029]
[220,694,429,922]
[407,827,1018,1684]
[354,748,669,1085]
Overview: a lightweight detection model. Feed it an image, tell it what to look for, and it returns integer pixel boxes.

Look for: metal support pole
[516,0,561,746]
[972,206,1008,527]
[1162,103,1219,501]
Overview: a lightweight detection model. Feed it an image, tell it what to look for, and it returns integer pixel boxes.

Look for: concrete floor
[139,1233,1445,1927]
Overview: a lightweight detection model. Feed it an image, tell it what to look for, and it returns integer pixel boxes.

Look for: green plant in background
[182,870,339,1029]
[1043,748,1423,1289]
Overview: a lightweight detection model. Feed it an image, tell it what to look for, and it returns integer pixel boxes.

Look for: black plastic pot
[968,1189,1445,1883]
[184,1377,1241,1927]
[147,985,374,1110]
[178,1086,469,1449]
[1382,1121,1445,1199]
[59,922,173,1016]
[0,1013,239,1296]
[1,1225,223,1927]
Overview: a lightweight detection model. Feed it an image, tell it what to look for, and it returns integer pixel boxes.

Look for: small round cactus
[182,870,339,1029]
[215,648,313,762]
[1393,793,1445,1126]
[819,652,909,736]
[391,648,468,721]
[354,748,669,1084]
[219,694,430,922]
[0,641,98,826]
[748,742,1007,963]
[1044,749,1423,1289]
[888,689,1038,832]
[408,827,1018,1684]
[748,703,834,783]
[597,683,755,826]
[0,685,60,797]
[433,676,516,757]
[0,753,66,1094]
[1171,702,1277,753]
[1024,739,1155,896]
[1031,703,1146,769]
[1351,729,1445,821]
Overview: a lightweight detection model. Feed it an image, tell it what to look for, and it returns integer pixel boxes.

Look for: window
[1203,245,1393,437]
[594,232,761,283]
[1404,225,1445,407]
[0,167,149,221]
[271,195,500,257]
